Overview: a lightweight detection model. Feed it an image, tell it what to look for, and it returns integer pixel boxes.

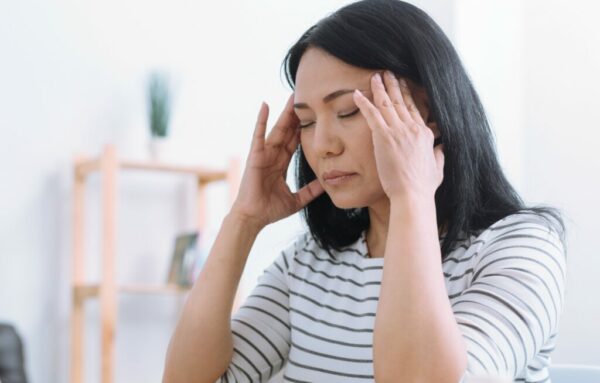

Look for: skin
[163,46,465,383]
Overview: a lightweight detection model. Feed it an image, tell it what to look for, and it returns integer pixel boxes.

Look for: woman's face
[293,47,433,209]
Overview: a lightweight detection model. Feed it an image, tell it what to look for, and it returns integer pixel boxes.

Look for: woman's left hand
[353,71,445,202]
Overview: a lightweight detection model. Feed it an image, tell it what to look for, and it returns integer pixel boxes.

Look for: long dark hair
[282,0,565,259]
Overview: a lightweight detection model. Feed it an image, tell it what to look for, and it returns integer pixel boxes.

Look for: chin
[327,188,387,210]
[327,193,366,210]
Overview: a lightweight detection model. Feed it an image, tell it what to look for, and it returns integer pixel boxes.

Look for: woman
[163,1,566,382]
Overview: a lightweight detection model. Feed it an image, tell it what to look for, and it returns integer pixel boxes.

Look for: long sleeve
[217,246,293,382]
[451,214,567,380]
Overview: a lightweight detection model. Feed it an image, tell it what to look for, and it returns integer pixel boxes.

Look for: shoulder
[284,230,342,256]
[470,210,567,278]
[476,210,565,252]
[275,231,322,270]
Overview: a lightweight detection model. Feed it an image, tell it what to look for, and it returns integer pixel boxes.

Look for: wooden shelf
[70,144,241,383]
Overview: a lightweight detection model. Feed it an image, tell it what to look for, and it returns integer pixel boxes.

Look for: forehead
[294,48,373,100]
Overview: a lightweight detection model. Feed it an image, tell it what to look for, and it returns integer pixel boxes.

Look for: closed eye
[340,108,360,119]
[298,108,361,129]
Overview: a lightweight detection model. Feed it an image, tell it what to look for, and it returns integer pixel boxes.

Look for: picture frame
[166,231,199,287]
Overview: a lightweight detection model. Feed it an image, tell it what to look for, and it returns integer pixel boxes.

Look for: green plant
[147,73,171,138]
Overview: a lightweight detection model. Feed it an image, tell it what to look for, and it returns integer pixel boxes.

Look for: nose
[311,119,343,158]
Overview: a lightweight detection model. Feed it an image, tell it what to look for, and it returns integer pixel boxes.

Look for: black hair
[282,0,565,259]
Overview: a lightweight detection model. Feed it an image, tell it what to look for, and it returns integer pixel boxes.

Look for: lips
[322,170,356,180]
[322,170,358,186]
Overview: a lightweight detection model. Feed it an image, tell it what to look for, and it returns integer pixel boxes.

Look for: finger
[266,94,299,147]
[279,127,300,176]
[285,126,301,156]
[294,179,325,209]
[276,127,301,179]
[251,102,269,152]
[372,72,405,127]
[383,70,412,123]
[353,89,390,133]
[398,77,426,125]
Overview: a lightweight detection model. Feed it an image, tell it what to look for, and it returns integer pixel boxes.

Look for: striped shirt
[217,211,566,382]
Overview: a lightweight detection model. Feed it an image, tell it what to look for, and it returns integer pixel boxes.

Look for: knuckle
[376,98,390,109]
[408,122,421,133]
[422,126,434,138]
[391,98,403,107]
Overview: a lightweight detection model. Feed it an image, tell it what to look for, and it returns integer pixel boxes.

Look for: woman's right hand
[230,94,325,230]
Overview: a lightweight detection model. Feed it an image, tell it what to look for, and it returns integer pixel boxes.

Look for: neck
[365,198,446,258]
[365,199,391,258]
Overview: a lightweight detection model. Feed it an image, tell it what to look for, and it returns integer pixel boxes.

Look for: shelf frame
[70,144,240,383]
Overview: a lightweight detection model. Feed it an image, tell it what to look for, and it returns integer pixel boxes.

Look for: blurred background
[0,0,598,382]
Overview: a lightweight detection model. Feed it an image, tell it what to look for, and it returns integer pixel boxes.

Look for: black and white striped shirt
[218,211,566,382]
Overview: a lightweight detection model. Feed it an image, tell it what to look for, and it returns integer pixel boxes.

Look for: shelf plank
[119,160,228,182]
[73,147,229,183]
[73,283,191,299]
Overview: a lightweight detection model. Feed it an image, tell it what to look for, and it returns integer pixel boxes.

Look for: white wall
[454,0,600,365]
[0,1,598,382]
[520,0,600,363]
[454,0,525,191]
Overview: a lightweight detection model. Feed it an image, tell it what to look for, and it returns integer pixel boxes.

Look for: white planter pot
[148,137,169,162]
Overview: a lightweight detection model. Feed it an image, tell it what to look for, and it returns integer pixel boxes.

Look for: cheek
[354,129,380,176]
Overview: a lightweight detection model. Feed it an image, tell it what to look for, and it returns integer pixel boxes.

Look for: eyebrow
[293,88,370,109]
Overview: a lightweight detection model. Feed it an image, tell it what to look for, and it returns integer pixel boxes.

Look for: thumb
[295,179,325,210]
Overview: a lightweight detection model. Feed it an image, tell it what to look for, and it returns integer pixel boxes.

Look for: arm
[373,196,467,383]
[453,214,566,378]
[219,242,293,382]
[352,71,464,382]
[162,212,262,383]
[162,96,323,383]
[352,72,466,382]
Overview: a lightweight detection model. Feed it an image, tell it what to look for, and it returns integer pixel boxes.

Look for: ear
[408,81,440,139]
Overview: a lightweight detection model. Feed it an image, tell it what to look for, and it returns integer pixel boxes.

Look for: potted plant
[147,72,171,161]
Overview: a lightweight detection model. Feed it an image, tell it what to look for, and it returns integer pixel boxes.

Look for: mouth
[322,171,358,186]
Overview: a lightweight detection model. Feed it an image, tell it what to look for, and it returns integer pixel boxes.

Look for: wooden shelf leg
[100,145,118,383]
[71,157,86,383]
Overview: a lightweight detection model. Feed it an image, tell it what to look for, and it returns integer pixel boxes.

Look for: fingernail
[354,89,364,99]
[373,72,381,82]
